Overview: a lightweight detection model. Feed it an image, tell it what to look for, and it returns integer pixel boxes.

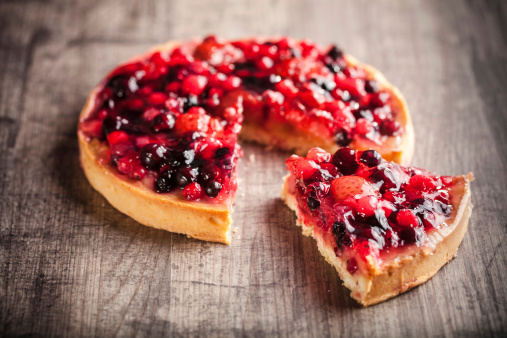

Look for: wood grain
[1,0,506,336]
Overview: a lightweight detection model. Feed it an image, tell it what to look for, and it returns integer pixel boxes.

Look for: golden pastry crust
[281,174,473,306]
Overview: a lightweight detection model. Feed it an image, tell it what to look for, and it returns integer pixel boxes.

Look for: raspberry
[408,175,436,192]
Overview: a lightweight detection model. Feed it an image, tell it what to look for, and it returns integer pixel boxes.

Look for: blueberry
[327,45,343,60]
[215,147,230,158]
[205,180,222,198]
[335,129,352,147]
[155,170,174,193]
[151,113,176,133]
[175,167,199,188]
[140,144,167,170]
[307,196,320,210]
[365,80,379,93]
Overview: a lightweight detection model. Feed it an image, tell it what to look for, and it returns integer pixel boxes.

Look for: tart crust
[281,174,473,306]
[78,38,414,244]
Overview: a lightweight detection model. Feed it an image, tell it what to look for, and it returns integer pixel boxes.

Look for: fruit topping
[81,36,405,200]
[286,147,456,262]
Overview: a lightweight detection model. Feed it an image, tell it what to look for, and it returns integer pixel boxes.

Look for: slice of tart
[78,36,414,243]
[281,147,473,306]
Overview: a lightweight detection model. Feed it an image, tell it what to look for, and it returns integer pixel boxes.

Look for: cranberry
[140,144,167,170]
[183,182,203,200]
[353,109,374,121]
[360,150,382,167]
[106,131,129,145]
[129,164,146,180]
[275,79,298,98]
[205,180,222,198]
[155,170,174,193]
[332,147,359,175]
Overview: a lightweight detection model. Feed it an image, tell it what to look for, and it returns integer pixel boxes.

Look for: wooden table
[1,0,506,336]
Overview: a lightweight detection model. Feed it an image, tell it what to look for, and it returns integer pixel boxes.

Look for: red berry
[182,75,208,95]
[396,209,419,227]
[129,164,146,180]
[222,76,242,91]
[107,131,129,145]
[275,79,298,98]
[306,148,331,163]
[257,56,274,70]
[355,118,373,135]
[356,196,378,218]
[148,92,167,106]
[347,257,358,274]
[408,175,436,192]
[334,77,366,97]
[183,182,203,200]
[295,159,320,181]
[117,156,133,175]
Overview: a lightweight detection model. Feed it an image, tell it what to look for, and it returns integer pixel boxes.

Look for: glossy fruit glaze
[285,147,456,274]
[80,36,404,201]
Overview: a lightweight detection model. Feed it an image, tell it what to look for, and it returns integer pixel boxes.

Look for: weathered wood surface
[1,0,506,336]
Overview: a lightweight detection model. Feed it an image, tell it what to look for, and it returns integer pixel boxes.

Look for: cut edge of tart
[281,148,473,306]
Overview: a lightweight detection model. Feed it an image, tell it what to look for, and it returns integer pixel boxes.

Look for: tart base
[280,175,472,306]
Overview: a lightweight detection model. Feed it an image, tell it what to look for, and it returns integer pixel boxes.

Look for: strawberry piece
[331,176,377,202]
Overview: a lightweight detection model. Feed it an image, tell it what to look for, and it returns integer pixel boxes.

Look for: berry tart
[78,36,414,243]
[281,147,473,306]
